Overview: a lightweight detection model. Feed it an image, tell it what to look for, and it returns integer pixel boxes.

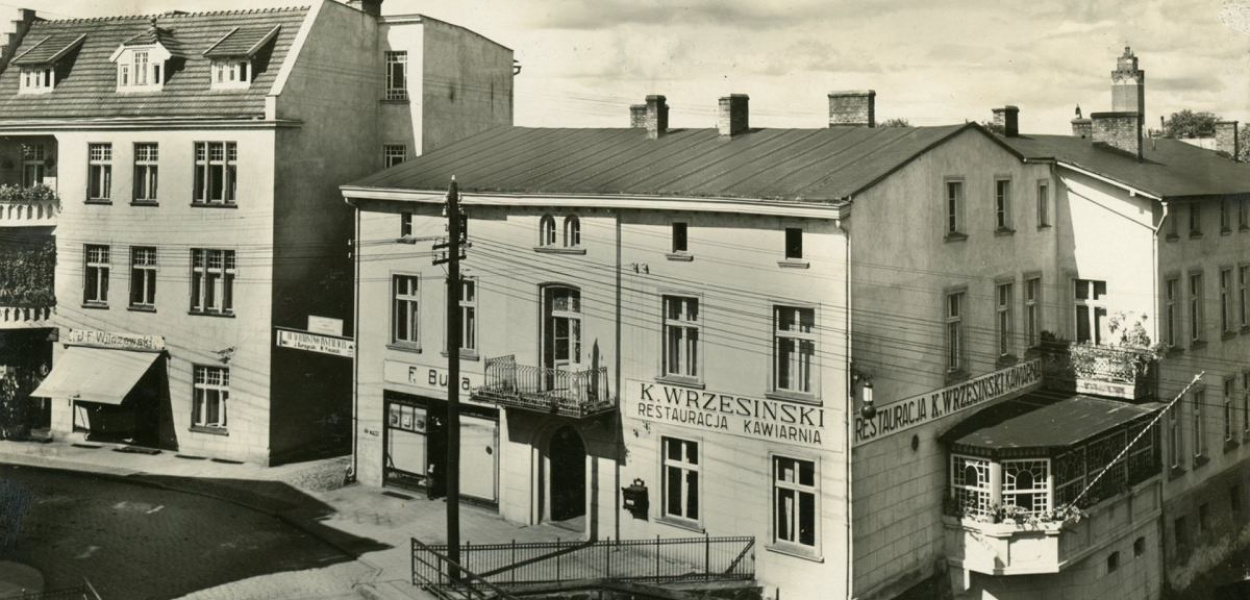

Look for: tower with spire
[1111,46,1145,116]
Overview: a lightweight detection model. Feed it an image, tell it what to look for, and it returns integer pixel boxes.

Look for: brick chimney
[645,95,668,140]
[629,104,647,128]
[0,8,39,75]
[828,90,875,128]
[1071,118,1092,139]
[1091,111,1142,159]
[346,0,383,17]
[718,94,749,137]
[992,105,1020,137]
[1215,121,1240,161]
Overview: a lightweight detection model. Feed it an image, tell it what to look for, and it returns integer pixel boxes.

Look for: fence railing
[411,537,520,600]
[413,536,755,593]
[0,578,102,600]
[477,355,615,418]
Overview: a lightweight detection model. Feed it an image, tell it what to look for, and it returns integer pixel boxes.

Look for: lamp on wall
[860,380,875,420]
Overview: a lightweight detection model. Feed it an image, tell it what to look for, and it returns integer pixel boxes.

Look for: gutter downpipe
[838,200,854,600]
[1150,199,1168,593]
[344,194,362,483]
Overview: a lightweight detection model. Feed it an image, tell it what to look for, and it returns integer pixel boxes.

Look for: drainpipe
[344,195,361,483]
[614,209,623,544]
[838,203,854,600]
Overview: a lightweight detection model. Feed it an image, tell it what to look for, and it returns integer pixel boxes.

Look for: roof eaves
[1055,160,1164,201]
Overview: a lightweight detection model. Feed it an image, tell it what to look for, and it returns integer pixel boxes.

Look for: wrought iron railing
[476,355,615,418]
[411,538,519,600]
[413,536,755,593]
[1036,342,1157,399]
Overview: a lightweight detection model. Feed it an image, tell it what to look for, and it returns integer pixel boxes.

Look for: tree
[980,121,1005,135]
[1164,109,1219,139]
[879,117,912,128]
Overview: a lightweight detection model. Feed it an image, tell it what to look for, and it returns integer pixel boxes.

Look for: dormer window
[20,67,55,93]
[110,19,180,93]
[211,60,251,89]
[11,33,86,95]
[202,25,280,91]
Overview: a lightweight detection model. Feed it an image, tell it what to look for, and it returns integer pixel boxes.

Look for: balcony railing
[1037,342,1158,400]
[0,184,59,227]
[476,354,615,418]
[0,305,54,329]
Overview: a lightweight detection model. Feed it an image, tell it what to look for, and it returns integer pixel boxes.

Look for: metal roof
[10,33,87,66]
[345,123,983,202]
[949,394,1161,451]
[999,134,1250,200]
[0,8,308,121]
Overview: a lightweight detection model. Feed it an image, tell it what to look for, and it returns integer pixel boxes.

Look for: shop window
[193,142,238,206]
[190,249,236,316]
[129,247,157,309]
[774,305,815,396]
[192,365,229,430]
[661,437,700,524]
[772,455,817,552]
[83,244,110,306]
[392,275,420,348]
[661,295,700,381]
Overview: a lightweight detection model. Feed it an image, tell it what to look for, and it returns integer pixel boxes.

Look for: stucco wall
[420,18,513,154]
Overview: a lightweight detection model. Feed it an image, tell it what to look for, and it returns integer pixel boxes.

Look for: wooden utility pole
[433,177,465,576]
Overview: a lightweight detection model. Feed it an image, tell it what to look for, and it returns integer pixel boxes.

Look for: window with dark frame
[946,179,963,235]
[773,455,817,550]
[1190,203,1202,236]
[1074,279,1107,344]
[385,51,407,100]
[1036,180,1049,227]
[392,275,419,346]
[401,212,413,237]
[192,365,228,429]
[1024,277,1041,347]
[129,247,157,309]
[995,178,1012,230]
[84,244,110,305]
[87,143,112,201]
[190,249,236,315]
[997,282,1013,356]
[384,144,406,168]
[133,143,159,203]
[1190,272,1205,344]
[21,144,45,187]
[1165,277,1179,348]
[784,228,803,260]
[672,222,688,253]
[193,142,238,205]
[662,295,700,380]
[946,291,964,372]
[774,306,815,395]
[661,437,700,523]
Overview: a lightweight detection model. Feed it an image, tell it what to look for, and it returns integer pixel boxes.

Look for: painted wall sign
[307,315,344,337]
[383,360,482,395]
[275,328,355,358]
[853,359,1043,447]
[64,329,165,352]
[628,379,827,449]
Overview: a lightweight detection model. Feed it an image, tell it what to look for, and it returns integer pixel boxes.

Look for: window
[1193,388,1206,458]
[458,278,476,353]
[1165,277,1180,348]
[83,245,110,305]
[662,296,700,380]
[133,143,159,203]
[134,50,149,86]
[383,144,406,168]
[951,455,992,518]
[539,214,556,247]
[1199,502,1210,534]
[662,437,700,523]
[1168,204,1179,238]
[995,178,1012,231]
[772,455,817,550]
[1002,459,1049,514]
[997,282,1014,356]
[192,365,228,429]
[193,142,238,205]
[1190,272,1205,345]
[1106,551,1119,574]
[21,144,45,187]
[385,51,407,100]
[945,179,964,236]
[1134,537,1146,557]
[1241,198,1249,230]
[400,212,413,237]
[946,291,965,372]
[672,222,688,253]
[1240,265,1249,330]
[1036,180,1050,227]
[784,228,803,259]
[1074,279,1107,344]
[129,247,157,309]
[19,66,54,93]
[190,249,236,315]
[1024,276,1041,347]
[1189,203,1202,237]
[87,143,112,201]
[1226,377,1236,442]
[210,59,250,89]
[1221,268,1234,334]
[563,215,580,248]
[1244,371,1250,433]
[392,275,420,346]
[774,306,815,395]
[1169,403,1181,468]
[1221,198,1232,233]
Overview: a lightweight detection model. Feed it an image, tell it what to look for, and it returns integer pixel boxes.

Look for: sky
[13,0,1250,134]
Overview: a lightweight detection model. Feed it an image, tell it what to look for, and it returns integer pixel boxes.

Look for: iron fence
[411,537,519,600]
[478,355,614,417]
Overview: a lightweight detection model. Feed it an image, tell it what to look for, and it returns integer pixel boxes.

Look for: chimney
[828,90,876,128]
[1215,121,1240,161]
[0,8,38,75]
[992,105,1020,137]
[1071,118,1092,139]
[1091,111,1142,159]
[629,104,647,128]
[645,95,668,140]
[717,94,749,137]
[346,0,383,17]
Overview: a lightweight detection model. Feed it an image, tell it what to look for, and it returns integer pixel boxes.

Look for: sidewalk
[0,439,573,600]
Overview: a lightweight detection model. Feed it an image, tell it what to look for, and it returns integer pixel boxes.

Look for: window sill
[190,202,238,209]
[1189,232,1204,239]
[380,98,411,104]
[1165,234,1180,242]
[1189,340,1207,351]
[994,227,1016,237]
[765,390,821,406]
[655,375,704,390]
[656,515,704,534]
[188,311,235,319]
[765,543,823,564]
[189,425,229,437]
[1221,228,1233,236]
[127,305,156,313]
[1222,330,1239,341]
[1225,439,1240,454]
[533,246,587,255]
[945,369,970,385]
[1165,346,1185,357]
[1036,224,1052,230]
[84,200,112,205]
[81,302,109,310]
[131,200,159,207]
[665,252,694,262]
[777,259,810,269]
[944,232,968,243]
[387,343,422,354]
[440,350,481,361]
[1192,455,1209,470]
[996,354,1019,368]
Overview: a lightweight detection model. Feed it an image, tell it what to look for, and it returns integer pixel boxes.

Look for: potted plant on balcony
[1068,312,1163,399]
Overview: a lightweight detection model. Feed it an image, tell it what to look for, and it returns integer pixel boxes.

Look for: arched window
[563,215,581,248]
[539,214,556,246]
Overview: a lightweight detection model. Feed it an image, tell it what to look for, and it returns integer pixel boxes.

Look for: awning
[946,393,1163,452]
[31,346,160,405]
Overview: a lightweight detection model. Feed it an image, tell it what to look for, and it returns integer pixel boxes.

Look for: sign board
[275,328,355,358]
[64,329,165,352]
[1075,378,1135,400]
[384,360,482,396]
[307,315,344,337]
[628,379,828,449]
[852,359,1043,447]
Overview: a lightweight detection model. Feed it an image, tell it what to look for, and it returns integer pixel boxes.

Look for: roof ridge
[36,5,309,25]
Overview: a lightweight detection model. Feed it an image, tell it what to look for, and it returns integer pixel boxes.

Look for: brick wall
[1091,112,1141,158]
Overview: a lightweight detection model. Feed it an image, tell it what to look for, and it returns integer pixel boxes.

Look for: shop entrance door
[548,426,586,522]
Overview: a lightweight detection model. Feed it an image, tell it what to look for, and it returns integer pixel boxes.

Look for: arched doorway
[548,426,586,523]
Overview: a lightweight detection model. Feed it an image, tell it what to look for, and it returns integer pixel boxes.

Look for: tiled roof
[0,7,309,121]
[10,33,86,66]
[120,24,187,57]
[345,124,986,202]
[1000,134,1250,200]
[203,25,282,58]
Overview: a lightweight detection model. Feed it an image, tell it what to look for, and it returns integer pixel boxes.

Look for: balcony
[0,184,59,227]
[0,231,55,329]
[0,305,54,329]
[1038,341,1159,401]
[476,354,615,418]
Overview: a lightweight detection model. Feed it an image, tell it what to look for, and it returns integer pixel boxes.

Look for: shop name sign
[64,329,165,352]
[853,359,1042,447]
[629,380,827,449]
[275,328,355,358]
[383,360,482,395]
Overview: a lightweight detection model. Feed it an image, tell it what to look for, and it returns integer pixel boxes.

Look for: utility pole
[433,176,466,577]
